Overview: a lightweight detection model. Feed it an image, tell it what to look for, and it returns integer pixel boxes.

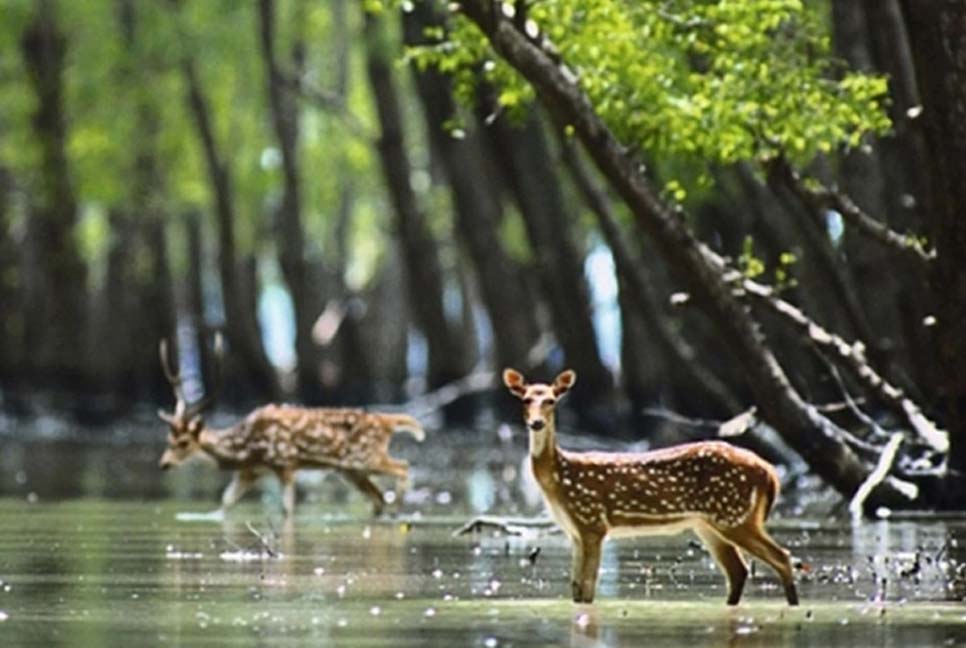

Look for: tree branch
[736,277,948,453]
[278,71,374,142]
[769,158,935,267]
[456,0,916,509]
[849,433,909,519]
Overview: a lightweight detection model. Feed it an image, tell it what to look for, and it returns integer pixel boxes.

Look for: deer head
[157,334,223,470]
[503,368,576,433]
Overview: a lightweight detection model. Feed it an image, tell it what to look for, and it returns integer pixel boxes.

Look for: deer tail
[385,414,425,442]
[760,464,781,519]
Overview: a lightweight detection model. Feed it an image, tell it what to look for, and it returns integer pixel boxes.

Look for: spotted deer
[157,338,424,516]
[503,368,798,605]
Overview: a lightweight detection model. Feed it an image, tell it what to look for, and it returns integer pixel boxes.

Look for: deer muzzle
[159,451,175,471]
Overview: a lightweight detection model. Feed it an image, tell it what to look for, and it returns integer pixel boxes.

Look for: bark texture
[459,0,914,508]
[899,0,966,491]
[481,105,612,404]
[180,55,278,401]
[20,1,88,387]
[403,4,542,372]
[364,11,470,390]
[257,0,319,401]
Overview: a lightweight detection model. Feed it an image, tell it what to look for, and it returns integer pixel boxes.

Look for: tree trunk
[559,140,744,417]
[858,0,938,397]
[460,1,914,508]
[403,5,543,372]
[364,11,471,390]
[116,0,176,405]
[0,167,21,381]
[479,104,612,404]
[180,56,278,402]
[20,0,88,388]
[182,210,212,388]
[830,1,914,384]
[899,0,966,498]
[256,0,318,401]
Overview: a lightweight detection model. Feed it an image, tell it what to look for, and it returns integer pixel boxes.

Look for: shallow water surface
[0,432,965,646]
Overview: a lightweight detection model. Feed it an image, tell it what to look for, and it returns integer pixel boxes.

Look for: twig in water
[453,515,559,538]
[245,520,278,557]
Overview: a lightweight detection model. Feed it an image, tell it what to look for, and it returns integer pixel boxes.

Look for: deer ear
[553,369,577,396]
[502,368,527,398]
[187,414,204,436]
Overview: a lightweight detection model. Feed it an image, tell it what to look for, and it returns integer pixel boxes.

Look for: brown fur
[503,367,798,606]
[159,404,423,516]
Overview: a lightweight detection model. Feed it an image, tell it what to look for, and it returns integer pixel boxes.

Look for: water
[1,428,965,646]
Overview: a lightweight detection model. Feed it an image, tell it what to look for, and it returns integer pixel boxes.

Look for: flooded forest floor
[1,417,965,646]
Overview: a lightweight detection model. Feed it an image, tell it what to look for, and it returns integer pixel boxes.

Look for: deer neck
[197,422,246,466]
[529,417,558,476]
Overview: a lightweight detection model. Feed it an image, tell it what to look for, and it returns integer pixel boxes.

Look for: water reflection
[0,434,965,646]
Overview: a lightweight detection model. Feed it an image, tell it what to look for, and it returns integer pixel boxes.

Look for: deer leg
[723,527,798,606]
[277,469,297,517]
[571,532,604,603]
[377,457,410,480]
[220,470,256,511]
[343,469,386,516]
[695,527,748,605]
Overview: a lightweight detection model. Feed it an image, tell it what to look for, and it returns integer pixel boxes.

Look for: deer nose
[529,420,546,431]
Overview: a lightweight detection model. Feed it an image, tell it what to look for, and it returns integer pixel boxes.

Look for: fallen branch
[849,433,911,519]
[453,515,559,537]
[404,368,495,418]
[399,336,555,418]
[736,277,948,453]
[245,520,279,557]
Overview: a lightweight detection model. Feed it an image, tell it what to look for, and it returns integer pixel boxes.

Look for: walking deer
[157,338,424,516]
[503,368,798,605]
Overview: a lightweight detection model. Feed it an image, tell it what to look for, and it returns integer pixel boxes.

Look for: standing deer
[157,338,424,516]
[503,368,798,606]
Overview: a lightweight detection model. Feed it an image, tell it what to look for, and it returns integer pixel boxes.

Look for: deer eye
[544,398,556,406]
[523,398,534,405]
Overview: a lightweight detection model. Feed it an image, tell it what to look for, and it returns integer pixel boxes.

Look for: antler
[159,337,187,419]
[184,332,225,418]
[158,332,225,420]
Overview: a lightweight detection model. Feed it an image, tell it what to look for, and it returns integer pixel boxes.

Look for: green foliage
[0,0,391,285]
[739,236,799,289]
[414,0,892,182]
[774,250,798,290]
[738,235,765,278]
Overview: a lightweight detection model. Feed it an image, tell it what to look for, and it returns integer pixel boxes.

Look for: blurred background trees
[0,0,962,505]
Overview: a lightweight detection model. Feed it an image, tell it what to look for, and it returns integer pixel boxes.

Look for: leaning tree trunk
[20,1,89,390]
[459,1,914,509]
[180,56,278,402]
[479,103,612,405]
[364,11,471,390]
[558,139,744,418]
[899,0,966,501]
[403,4,543,372]
[256,0,319,401]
